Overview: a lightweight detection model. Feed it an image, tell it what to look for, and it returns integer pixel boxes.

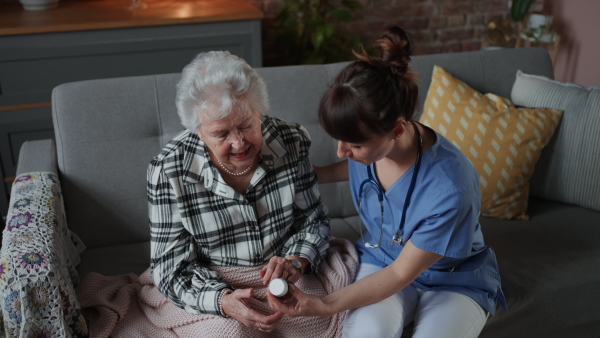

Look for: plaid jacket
[147,115,330,315]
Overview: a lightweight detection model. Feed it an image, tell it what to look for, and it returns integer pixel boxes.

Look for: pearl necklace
[216,157,254,176]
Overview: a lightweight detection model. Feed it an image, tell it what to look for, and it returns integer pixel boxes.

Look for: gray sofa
[2,47,599,337]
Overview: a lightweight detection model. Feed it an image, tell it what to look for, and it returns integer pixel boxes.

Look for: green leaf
[311,31,325,51]
[321,24,334,37]
[510,0,534,22]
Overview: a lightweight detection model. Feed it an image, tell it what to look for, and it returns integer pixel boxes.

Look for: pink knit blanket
[75,238,358,337]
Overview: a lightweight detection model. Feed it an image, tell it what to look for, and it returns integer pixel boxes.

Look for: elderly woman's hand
[221,288,284,332]
[260,256,306,285]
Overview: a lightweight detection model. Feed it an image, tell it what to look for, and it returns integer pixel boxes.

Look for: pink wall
[545,0,600,87]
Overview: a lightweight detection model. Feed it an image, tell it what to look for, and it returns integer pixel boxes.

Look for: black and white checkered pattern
[147,115,330,315]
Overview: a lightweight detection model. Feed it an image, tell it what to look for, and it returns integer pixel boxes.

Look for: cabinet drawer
[0,19,262,106]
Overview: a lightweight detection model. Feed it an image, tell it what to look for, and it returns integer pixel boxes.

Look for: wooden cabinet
[0,0,264,221]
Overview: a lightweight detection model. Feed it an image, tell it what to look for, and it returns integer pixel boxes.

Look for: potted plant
[273,0,364,65]
[520,13,555,46]
[510,0,555,47]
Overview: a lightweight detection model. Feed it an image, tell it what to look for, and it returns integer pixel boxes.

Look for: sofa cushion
[77,241,150,279]
[255,64,358,220]
[329,216,361,243]
[420,65,563,220]
[52,75,183,250]
[479,197,600,338]
[511,71,600,212]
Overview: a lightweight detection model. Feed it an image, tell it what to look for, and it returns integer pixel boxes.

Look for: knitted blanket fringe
[75,237,358,338]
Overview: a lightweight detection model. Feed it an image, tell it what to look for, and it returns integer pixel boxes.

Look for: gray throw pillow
[511,70,600,211]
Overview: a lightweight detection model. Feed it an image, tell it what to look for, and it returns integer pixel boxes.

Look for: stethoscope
[357,122,423,249]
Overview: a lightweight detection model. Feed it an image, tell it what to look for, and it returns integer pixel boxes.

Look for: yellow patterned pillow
[420,65,563,220]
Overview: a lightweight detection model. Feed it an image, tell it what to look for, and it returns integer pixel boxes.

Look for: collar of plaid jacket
[182,115,290,188]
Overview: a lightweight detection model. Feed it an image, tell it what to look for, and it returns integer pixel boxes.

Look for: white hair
[175,51,270,132]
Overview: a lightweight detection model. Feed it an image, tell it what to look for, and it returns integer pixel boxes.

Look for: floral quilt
[1,172,88,337]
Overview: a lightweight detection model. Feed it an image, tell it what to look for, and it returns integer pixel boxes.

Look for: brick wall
[248,0,544,66]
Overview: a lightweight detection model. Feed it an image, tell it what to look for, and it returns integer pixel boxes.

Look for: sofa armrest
[0,172,88,337]
[16,139,58,176]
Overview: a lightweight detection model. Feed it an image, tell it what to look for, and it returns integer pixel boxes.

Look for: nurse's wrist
[319,294,339,317]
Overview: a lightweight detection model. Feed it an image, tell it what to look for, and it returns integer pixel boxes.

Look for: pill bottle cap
[269,278,288,297]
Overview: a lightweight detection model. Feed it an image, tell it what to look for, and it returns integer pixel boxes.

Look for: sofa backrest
[51,47,554,249]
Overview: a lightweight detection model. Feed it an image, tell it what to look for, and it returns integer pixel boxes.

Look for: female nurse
[267,26,506,338]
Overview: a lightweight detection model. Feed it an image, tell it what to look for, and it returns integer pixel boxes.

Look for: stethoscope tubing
[358,121,423,248]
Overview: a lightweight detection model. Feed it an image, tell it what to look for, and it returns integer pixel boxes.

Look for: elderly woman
[147,51,353,335]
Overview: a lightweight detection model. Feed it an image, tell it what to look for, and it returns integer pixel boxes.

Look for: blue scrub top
[348,129,507,315]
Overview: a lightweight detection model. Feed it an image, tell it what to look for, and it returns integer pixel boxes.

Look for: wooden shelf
[0,0,263,36]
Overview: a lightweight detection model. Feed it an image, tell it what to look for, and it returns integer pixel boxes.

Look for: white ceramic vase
[520,13,555,43]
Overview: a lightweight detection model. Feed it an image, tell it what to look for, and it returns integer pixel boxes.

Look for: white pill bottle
[269,278,289,297]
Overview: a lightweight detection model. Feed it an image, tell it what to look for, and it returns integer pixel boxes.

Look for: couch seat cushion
[77,241,150,279]
[480,198,600,338]
[329,216,361,243]
[75,216,364,280]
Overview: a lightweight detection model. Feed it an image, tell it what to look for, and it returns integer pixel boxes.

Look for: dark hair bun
[376,26,413,75]
[353,26,413,76]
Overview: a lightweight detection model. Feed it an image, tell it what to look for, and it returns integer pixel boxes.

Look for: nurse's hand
[266,284,326,317]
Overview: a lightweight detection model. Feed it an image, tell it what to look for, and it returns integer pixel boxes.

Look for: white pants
[342,263,488,338]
